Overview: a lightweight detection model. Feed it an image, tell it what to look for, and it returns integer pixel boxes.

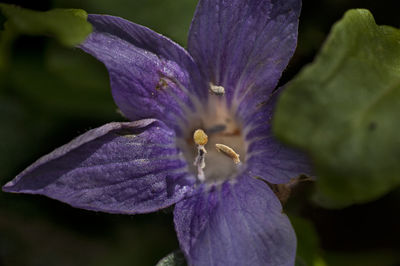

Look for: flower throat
[178,89,246,184]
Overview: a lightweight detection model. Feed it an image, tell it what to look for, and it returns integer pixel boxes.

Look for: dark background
[1,0,400,265]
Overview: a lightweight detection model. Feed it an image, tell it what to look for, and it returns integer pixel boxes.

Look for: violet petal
[188,0,301,106]
[3,120,194,214]
[244,89,313,184]
[80,15,207,133]
[174,175,296,266]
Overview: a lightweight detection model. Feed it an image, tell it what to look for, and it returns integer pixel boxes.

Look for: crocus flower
[3,0,312,265]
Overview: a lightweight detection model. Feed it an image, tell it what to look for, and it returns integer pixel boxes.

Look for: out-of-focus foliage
[325,250,400,266]
[53,0,198,46]
[274,9,400,208]
[0,206,179,266]
[0,4,91,46]
[156,250,186,266]
[11,44,115,117]
[291,216,326,266]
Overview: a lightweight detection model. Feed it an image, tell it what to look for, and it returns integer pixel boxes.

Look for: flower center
[177,90,246,184]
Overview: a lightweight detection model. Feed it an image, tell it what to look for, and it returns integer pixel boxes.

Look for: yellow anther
[193,129,208,146]
[215,143,241,164]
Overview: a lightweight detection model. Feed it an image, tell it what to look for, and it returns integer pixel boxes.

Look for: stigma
[193,129,208,145]
[193,129,208,181]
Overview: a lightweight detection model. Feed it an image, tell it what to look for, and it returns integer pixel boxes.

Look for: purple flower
[3,0,312,265]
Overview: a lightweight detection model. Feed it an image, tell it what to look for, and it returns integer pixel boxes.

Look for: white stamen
[209,83,225,96]
[215,143,241,164]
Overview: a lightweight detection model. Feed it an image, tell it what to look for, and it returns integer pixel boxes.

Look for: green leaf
[0,4,92,46]
[0,15,16,70]
[53,0,197,46]
[290,216,326,266]
[325,250,400,266]
[156,250,186,266]
[7,44,119,120]
[273,9,400,208]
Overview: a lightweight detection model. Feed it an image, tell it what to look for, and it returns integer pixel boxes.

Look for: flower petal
[188,0,301,106]
[174,175,296,266]
[3,119,194,214]
[79,15,207,133]
[243,89,313,184]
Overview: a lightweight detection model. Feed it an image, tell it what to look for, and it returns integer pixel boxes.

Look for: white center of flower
[177,86,246,184]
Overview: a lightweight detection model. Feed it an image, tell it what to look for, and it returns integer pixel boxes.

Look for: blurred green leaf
[325,250,400,266]
[291,216,326,266]
[0,4,92,46]
[53,0,197,46]
[0,209,179,266]
[0,97,57,182]
[156,250,186,266]
[273,9,400,208]
[7,44,119,120]
[0,19,16,70]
